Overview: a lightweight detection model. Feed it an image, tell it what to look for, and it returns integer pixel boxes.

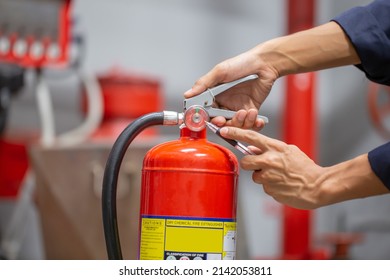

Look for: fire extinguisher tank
[139,127,239,260]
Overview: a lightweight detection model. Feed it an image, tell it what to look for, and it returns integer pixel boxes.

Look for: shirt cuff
[368,142,390,190]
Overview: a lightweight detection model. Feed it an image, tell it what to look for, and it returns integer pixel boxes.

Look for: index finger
[219,126,279,151]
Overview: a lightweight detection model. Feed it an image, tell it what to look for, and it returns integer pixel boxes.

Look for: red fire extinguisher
[102,107,239,260]
[102,75,268,260]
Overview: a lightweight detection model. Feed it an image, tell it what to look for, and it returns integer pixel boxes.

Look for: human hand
[219,126,324,209]
[184,48,278,130]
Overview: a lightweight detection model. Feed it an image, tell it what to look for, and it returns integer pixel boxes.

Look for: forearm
[253,21,361,78]
[317,154,389,207]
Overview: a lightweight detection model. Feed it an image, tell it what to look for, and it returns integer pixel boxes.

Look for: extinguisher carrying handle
[102,111,183,260]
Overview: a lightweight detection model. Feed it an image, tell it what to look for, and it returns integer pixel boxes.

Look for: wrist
[317,154,388,207]
[252,36,299,79]
[248,42,280,85]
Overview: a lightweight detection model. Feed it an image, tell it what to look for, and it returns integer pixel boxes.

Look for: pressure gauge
[183,105,209,132]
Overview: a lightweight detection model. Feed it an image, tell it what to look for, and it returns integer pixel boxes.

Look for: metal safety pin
[205,122,256,155]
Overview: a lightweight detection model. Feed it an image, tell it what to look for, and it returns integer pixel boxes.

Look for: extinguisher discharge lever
[184,74,269,124]
[206,121,256,155]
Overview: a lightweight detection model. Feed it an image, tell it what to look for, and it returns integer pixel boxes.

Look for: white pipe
[35,72,56,147]
[57,72,103,146]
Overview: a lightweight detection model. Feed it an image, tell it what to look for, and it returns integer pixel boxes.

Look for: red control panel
[0,0,71,68]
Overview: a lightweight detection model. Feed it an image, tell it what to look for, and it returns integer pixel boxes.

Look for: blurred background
[1,0,390,260]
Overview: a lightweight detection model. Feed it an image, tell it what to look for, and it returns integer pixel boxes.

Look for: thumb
[183,85,204,98]
[184,66,229,98]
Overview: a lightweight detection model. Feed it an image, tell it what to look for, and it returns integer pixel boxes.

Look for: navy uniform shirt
[332,0,390,190]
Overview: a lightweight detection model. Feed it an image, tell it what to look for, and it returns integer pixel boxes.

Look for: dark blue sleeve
[332,0,390,86]
[368,142,390,190]
[333,1,390,190]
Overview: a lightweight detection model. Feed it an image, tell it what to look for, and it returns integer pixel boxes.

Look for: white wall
[72,0,285,112]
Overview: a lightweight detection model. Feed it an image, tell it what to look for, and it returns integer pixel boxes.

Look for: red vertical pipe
[58,0,72,64]
[282,0,316,259]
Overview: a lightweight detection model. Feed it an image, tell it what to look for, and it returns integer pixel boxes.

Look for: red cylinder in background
[97,71,162,120]
[138,127,239,260]
[82,69,163,140]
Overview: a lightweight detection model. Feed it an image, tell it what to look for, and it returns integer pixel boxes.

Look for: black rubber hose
[102,112,164,260]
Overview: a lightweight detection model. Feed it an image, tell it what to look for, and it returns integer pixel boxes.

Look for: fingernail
[220,127,229,135]
[248,113,256,122]
[237,112,246,122]
[256,119,264,128]
[192,84,203,92]
[183,88,193,97]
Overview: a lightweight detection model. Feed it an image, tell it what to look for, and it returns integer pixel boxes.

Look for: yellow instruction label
[139,218,165,260]
[139,216,236,260]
